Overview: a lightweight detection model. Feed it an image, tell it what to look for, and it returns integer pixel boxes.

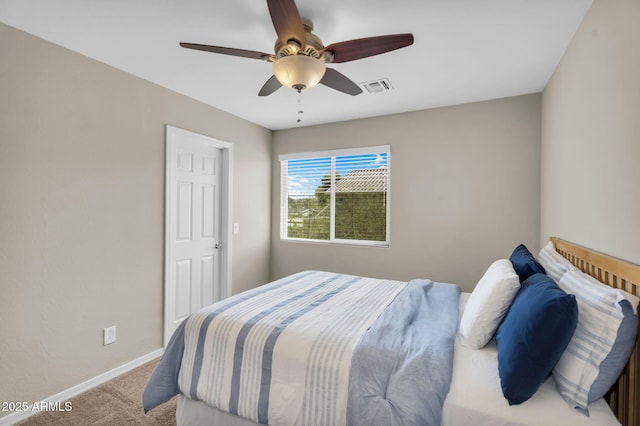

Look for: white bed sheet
[176,293,621,426]
[441,293,620,426]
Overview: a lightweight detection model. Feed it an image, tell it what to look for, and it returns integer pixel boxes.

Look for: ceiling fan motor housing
[274,19,324,59]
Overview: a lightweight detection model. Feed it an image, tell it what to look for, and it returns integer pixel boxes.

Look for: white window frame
[279,145,391,248]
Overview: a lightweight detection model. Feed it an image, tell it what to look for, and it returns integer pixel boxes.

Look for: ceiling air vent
[360,78,393,94]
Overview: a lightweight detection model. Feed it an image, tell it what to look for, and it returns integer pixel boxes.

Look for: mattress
[176,293,621,426]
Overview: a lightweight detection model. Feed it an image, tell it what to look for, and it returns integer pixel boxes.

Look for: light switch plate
[103,326,116,345]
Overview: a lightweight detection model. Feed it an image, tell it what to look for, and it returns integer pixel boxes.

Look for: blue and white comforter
[143,271,460,426]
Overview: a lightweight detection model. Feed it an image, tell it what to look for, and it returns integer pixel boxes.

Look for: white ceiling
[0,0,592,130]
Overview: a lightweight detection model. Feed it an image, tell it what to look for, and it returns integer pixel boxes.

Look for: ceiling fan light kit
[180,0,413,97]
[272,54,326,91]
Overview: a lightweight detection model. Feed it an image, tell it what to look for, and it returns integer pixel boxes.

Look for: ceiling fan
[180,0,414,97]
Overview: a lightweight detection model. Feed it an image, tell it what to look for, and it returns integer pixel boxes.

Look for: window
[280,146,390,247]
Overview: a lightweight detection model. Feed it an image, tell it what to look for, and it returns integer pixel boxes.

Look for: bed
[143,238,640,425]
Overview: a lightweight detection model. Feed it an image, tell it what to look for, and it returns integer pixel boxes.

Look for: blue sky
[286,153,388,198]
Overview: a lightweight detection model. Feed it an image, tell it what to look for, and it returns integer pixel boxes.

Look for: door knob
[215,242,223,249]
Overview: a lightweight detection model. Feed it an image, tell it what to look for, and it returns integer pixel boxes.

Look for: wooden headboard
[551,237,640,426]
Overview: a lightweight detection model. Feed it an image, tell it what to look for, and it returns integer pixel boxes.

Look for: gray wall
[541,0,640,263]
[272,94,542,292]
[0,23,272,413]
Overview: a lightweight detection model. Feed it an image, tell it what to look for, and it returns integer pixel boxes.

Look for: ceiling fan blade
[180,43,273,61]
[322,33,414,63]
[320,68,363,96]
[267,0,307,48]
[258,75,283,96]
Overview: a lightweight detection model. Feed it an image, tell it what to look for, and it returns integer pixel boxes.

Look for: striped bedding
[143,270,460,425]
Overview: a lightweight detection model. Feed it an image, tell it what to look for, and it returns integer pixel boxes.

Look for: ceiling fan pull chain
[297,89,304,123]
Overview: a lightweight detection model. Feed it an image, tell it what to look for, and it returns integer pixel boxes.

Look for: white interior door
[164,126,233,345]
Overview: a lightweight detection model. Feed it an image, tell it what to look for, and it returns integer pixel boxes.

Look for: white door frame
[164,125,233,346]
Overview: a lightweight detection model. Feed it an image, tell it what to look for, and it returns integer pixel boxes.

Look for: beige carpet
[17,358,176,426]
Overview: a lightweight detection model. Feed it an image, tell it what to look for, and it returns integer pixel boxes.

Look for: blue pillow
[509,244,545,282]
[496,273,578,405]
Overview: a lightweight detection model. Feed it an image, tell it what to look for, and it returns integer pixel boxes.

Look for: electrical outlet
[103,326,116,346]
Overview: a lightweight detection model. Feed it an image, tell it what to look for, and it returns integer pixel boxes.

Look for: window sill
[280,237,390,249]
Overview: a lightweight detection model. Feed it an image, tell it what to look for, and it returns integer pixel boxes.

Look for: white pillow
[459,259,521,349]
[537,241,573,283]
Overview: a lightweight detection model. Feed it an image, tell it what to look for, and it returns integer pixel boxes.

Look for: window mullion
[385,156,391,245]
[281,160,288,239]
[329,156,336,241]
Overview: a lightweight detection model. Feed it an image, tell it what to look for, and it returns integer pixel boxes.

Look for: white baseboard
[0,348,163,426]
